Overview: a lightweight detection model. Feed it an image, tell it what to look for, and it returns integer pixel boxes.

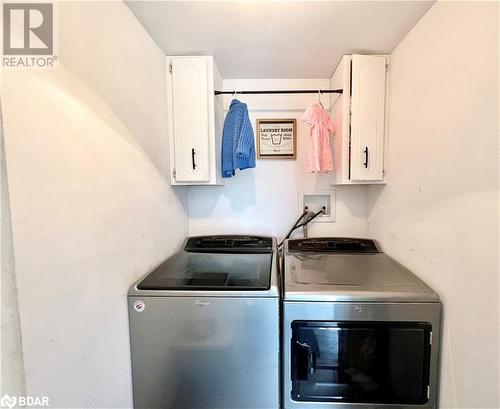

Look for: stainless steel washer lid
[128,235,280,298]
[283,238,439,302]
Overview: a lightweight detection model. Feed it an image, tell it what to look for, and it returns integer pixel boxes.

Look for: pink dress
[302,103,335,173]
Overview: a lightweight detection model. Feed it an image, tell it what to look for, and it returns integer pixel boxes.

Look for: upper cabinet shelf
[330,54,389,185]
[166,55,224,185]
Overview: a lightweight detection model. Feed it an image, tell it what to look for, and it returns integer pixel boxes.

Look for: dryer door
[282,301,441,409]
[291,321,431,404]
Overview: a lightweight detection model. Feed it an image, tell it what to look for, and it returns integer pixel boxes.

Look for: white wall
[1,109,26,397]
[367,2,499,408]
[188,79,369,240]
[58,2,172,179]
[1,2,188,407]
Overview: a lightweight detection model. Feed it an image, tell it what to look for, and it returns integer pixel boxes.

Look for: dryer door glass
[291,321,431,404]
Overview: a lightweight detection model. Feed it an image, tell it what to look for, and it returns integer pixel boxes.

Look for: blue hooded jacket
[221,99,256,178]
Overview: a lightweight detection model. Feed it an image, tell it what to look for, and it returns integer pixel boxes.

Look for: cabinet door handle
[191,148,196,170]
[363,147,369,168]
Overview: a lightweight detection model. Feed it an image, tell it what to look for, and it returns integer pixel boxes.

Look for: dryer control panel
[288,237,380,253]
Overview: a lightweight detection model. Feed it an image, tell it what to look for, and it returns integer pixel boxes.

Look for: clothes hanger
[318,90,324,108]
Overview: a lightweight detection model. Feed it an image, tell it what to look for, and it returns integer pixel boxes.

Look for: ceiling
[126,1,434,79]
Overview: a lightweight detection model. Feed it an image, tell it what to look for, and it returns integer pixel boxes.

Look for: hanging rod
[214,89,343,95]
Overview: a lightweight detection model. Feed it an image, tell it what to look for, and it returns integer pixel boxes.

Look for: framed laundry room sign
[256,119,297,159]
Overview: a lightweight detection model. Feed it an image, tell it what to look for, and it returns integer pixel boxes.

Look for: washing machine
[282,237,441,409]
[128,235,280,409]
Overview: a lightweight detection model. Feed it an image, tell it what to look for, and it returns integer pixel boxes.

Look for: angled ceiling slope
[126,1,434,79]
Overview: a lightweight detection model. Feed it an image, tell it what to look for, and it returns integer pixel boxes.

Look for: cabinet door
[350,55,386,181]
[172,57,210,182]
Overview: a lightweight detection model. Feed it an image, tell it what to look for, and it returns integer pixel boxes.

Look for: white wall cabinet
[330,54,389,185]
[166,55,223,185]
